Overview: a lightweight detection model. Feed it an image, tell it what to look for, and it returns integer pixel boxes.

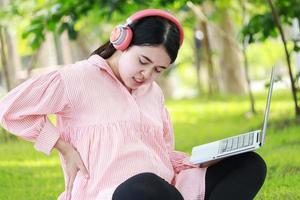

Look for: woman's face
[117,45,171,91]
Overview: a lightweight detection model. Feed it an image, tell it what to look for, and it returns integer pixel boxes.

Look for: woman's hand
[54,138,89,200]
[199,158,223,168]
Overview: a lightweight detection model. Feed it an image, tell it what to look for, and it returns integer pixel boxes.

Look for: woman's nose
[140,69,153,80]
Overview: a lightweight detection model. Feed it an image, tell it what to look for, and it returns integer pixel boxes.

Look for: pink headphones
[110,9,184,51]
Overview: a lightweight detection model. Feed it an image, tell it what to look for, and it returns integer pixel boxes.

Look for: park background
[0,0,300,199]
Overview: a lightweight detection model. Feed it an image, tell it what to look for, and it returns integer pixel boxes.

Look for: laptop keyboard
[218,132,255,154]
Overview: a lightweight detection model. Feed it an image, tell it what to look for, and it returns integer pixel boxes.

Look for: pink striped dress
[0,55,207,200]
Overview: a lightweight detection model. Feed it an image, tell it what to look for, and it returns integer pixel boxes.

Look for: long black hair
[90,16,181,64]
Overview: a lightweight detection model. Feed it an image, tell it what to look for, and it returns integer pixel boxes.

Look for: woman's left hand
[199,158,223,168]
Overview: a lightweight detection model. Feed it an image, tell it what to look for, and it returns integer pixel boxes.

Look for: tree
[242,0,300,117]
[6,0,191,50]
[187,0,251,95]
[187,2,219,95]
[240,0,256,114]
[218,7,246,94]
[0,0,22,91]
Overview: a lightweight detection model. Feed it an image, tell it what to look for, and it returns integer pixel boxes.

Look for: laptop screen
[260,66,275,145]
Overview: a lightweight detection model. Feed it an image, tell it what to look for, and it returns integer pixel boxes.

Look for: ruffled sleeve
[161,97,199,174]
[0,70,72,155]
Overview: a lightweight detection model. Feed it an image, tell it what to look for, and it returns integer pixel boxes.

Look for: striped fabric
[0,55,206,200]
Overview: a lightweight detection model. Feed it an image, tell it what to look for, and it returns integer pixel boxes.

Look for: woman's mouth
[133,78,144,85]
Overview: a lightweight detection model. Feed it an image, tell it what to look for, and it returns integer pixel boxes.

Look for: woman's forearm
[54,138,72,155]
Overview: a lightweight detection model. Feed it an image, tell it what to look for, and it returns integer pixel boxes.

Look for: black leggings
[112,152,267,200]
[112,172,183,200]
[205,152,267,200]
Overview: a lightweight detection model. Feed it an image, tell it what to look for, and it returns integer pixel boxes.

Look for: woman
[0,9,266,200]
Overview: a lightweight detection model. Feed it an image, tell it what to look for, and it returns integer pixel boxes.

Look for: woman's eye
[139,59,147,65]
[155,68,162,73]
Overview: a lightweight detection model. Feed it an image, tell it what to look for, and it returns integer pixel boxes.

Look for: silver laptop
[190,67,275,165]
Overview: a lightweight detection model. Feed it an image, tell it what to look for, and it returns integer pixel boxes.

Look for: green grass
[0,90,299,199]
[170,91,300,200]
[0,140,64,199]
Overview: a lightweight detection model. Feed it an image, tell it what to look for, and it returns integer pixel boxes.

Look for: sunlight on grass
[0,158,60,167]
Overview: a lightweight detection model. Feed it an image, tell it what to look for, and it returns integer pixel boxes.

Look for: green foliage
[242,0,300,45]
[242,13,278,43]
[241,0,300,118]
[1,0,193,50]
[246,39,285,76]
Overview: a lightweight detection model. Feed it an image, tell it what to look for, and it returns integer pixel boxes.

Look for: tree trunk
[0,26,11,91]
[74,32,93,59]
[219,9,246,95]
[35,32,58,68]
[0,0,21,90]
[201,21,218,95]
[194,27,203,95]
[0,0,19,141]
[4,28,21,87]
[241,0,256,114]
[267,0,300,117]
[242,37,256,114]
[54,31,73,64]
[187,2,219,95]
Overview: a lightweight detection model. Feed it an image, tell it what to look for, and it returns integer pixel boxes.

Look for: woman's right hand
[54,138,90,200]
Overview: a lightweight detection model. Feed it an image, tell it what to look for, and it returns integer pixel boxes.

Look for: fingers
[65,176,70,200]
[65,178,70,200]
[78,161,90,179]
[199,158,223,168]
[66,174,76,200]
[73,148,89,179]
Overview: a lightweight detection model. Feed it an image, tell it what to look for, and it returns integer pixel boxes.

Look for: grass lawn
[0,90,299,199]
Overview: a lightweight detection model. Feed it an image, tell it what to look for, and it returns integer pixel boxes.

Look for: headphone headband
[110,9,184,51]
[125,9,184,46]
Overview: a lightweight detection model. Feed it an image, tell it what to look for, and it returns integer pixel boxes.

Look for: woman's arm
[0,70,72,155]
[54,137,73,155]
[0,70,88,200]
[54,137,89,200]
[161,105,200,173]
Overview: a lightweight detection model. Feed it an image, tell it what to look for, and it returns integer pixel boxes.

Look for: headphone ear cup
[110,25,133,51]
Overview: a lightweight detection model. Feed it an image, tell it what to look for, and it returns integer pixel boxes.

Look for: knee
[112,172,180,200]
[137,172,163,180]
[122,172,167,185]
[244,152,267,185]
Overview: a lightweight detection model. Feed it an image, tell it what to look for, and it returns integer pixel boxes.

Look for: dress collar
[86,54,152,96]
[87,54,116,77]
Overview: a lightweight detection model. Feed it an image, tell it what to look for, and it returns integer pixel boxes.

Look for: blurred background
[0,0,299,199]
